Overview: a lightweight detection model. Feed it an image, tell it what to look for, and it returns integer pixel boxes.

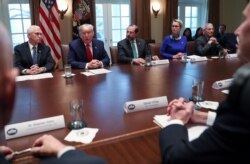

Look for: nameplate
[124,96,168,113]
[5,115,65,140]
[226,53,238,58]
[151,59,169,66]
[190,57,208,63]
[212,78,233,90]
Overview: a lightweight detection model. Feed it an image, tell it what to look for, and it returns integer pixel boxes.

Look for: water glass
[68,99,87,129]
[190,80,204,102]
[64,64,72,77]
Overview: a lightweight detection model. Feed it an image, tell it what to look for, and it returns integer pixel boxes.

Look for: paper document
[153,115,208,141]
[16,73,53,82]
[81,68,111,76]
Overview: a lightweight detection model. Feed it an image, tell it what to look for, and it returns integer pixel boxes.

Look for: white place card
[190,57,208,63]
[5,115,65,140]
[226,53,238,58]
[197,101,219,110]
[212,78,233,90]
[151,59,169,66]
[124,96,168,113]
[61,73,76,77]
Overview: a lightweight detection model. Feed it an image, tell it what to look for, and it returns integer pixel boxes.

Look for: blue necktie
[32,46,37,64]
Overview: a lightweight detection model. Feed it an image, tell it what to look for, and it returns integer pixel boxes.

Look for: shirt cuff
[85,63,89,69]
[165,119,184,127]
[206,111,216,126]
[22,69,27,74]
[57,146,75,158]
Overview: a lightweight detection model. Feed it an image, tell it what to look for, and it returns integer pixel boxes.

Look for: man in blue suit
[0,22,105,164]
[68,24,110,69]
[159,2,250,163]
[14,25,54,75]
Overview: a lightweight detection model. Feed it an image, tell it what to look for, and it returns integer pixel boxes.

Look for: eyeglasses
[172,25,180,28]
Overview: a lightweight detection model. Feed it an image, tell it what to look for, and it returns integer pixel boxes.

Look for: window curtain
[162,0,178,38]
[208,0,220,32]
[131,0,151,40]
[30,0,40,25]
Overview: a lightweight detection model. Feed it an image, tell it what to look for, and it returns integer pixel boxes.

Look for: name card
[151,59,169,66]
[190,57,208,63]
[5,115,65,140]
[124,96,168,113]
[225,53,238,58]
[212,78,233,90]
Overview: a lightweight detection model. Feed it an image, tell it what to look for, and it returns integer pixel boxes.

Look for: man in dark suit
[160,2,250,163]
[117,24,159,65]
[195,23,227,56]
[14,25,54,75]
[0,22,105,164]
[68,24,110,69]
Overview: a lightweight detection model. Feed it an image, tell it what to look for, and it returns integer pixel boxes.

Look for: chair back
[149,43,161,59]
[187,41,195,55]
[109,46,118,64]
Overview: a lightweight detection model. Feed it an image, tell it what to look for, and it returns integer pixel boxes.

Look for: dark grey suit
[195,35,221,56]
[117,38,151,64]
[14,42,54,74]
[67,38,110,69]
[160,64,250,164]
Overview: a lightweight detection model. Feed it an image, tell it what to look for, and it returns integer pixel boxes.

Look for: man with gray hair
[14,25,54,75]
[68,24,110,69]
[195,23,227,56]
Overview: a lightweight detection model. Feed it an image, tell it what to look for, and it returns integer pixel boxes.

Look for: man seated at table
[0,22,105,164]
[117,24,159,65]
[195,23,227,56]
[68,24,110,69]
[160,2,250,162]
[14,25,54,75]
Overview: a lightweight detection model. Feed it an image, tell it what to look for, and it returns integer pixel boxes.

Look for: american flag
[39,0,61,67]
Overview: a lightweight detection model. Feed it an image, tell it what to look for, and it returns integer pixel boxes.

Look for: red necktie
[86,44,93,62]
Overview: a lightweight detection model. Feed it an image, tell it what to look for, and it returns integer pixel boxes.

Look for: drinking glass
[68,99,87,129]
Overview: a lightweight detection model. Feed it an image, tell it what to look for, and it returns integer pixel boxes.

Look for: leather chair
[109,46,118,65]
[148,43,161,59]
[187,41,195,55]
[58,44,69,69]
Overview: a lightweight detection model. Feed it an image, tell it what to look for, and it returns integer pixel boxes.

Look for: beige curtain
[131,0,151,40]
[208,0,220,32]
[162,0,178,38]
[30,0,40,25]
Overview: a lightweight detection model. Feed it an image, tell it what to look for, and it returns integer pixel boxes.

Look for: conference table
[0,57,245,163]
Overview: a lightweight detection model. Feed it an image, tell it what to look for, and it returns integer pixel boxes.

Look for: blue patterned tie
[32,46,37,64]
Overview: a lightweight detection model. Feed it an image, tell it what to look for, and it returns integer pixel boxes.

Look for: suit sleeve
[42,46,54,71]
[117,41,133,64]
[195,37,212,56]
[67,42,86,69]
[14,46,26,74]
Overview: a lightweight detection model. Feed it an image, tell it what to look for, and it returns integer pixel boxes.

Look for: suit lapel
[92,41,97,59]
[25,42,33,65]
[37,44,42,65]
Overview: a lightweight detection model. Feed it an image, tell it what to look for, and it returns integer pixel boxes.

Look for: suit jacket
[67,38,110,69]
[195,35,221,56]
[0,150,105,164]
[160,64,250,164]
[117,38,151,64]
[14,42,54,74]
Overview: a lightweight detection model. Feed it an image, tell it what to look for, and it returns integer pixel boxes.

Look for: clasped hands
[132,56,160,65]
[88,59,103,69]
[167,97,208,125]
[25,65,45,74]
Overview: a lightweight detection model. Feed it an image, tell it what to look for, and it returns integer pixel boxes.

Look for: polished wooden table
[0,58,244,163]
